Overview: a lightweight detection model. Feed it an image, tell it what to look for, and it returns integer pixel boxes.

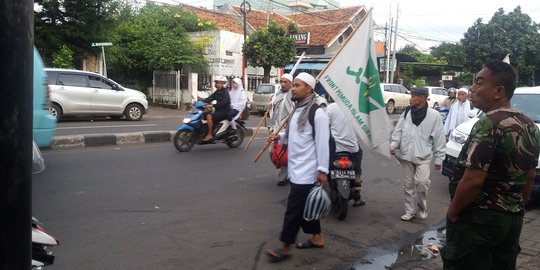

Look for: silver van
[252,83,280,115]
[46,68,148,121]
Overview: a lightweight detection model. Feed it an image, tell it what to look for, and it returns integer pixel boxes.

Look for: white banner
[318,11,391,161]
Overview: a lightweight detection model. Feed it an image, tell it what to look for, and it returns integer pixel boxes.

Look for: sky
[162,0,540,52]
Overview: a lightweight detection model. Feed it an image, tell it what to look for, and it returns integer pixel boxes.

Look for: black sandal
[266,248,291,262]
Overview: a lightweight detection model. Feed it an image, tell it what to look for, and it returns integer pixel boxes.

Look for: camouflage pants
[441,208,523,270]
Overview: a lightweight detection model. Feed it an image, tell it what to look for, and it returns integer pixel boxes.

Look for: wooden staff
[244,107,269,151]
[253,112,291,163]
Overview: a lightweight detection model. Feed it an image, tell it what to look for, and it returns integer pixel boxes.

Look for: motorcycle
[173,101,246,152]
[32,140,60,269]
[328,152,360,221]
[32,217,59,269]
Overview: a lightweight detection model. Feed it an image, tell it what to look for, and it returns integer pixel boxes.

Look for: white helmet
[214,75,227,82]
[303,186,331,221]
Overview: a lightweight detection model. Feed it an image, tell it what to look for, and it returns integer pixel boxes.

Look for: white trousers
[279,166,288,181]
[400,160,431,215]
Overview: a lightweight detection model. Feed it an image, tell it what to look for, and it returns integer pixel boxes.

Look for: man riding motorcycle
[202,76,231,141]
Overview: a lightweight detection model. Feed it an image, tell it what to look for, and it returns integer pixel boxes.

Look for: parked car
[414,86,448,108]
[46,68,148,121]
[33,47,57,147]
[380,83,410,114]
[252,83,280,115]
[442,86,540,207]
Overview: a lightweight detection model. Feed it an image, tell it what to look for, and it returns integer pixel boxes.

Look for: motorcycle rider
[326,100,366,206]
[202,76,231,142]
[442,88,458,108]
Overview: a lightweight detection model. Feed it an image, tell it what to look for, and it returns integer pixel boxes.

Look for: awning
[284,62,327,71]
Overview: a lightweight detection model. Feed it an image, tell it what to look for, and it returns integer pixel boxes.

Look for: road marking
[56,124,158,130]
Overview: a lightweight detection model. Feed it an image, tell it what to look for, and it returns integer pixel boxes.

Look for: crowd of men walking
[202,60,540,269]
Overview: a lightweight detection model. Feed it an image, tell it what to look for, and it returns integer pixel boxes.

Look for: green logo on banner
[346,40,385,114]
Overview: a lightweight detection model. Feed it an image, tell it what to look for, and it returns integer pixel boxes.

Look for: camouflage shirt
[452,108,540,213]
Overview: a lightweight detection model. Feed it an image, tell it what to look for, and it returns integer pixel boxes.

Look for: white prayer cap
[457,88,469,94]
[281,73,293,82]
[295,72,316,89]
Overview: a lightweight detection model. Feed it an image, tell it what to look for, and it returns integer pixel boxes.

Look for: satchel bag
[270,141,288,168]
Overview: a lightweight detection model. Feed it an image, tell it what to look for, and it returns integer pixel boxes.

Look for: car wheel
[258,111,266,116]
[433,102,440,109]
[385,100,395,114]
[49,103,63,120]
[124,104,144,121]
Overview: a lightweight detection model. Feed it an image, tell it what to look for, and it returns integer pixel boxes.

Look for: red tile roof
[181,4,367,47]
[180,4,244,34]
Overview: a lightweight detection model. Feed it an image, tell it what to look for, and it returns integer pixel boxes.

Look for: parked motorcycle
[32,217,59,269]
[328,152,360,221]
[32,140,60,269]
[173,101,246,152]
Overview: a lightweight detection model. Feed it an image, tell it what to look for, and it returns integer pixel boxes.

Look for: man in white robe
[444,88,472,138]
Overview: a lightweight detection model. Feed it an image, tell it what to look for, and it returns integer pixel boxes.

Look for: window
[89,76,114,90]
[58,73,87,87]
[398,86,408,93]
[383,85,392,92]
[255,85,275,94]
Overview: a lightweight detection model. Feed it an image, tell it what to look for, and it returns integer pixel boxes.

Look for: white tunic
[281,106,330,184]
[444,100,471,136]
[326,103,359,153]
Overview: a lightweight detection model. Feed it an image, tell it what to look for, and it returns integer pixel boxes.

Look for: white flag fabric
[502,54,510,64]
[318,11,392,161]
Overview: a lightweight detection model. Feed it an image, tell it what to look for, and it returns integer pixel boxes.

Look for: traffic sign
[92,42,112,47]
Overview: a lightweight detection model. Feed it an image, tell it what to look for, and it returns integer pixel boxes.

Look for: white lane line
[56,124,158,130]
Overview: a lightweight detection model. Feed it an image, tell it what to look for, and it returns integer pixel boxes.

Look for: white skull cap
[457,88,469,94]
[281,73,293,82]
[295,72,316,89]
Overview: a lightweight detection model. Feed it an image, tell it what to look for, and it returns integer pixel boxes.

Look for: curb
[51,128,271,149]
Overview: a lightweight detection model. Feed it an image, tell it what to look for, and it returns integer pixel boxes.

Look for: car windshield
[512,94,540,123]
[255,85,275,94]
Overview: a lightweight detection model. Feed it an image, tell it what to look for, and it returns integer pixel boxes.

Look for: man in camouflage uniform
[442,60,540,269]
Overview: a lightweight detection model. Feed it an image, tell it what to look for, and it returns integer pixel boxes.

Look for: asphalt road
[53,106,400,137]
[33,139,450,270]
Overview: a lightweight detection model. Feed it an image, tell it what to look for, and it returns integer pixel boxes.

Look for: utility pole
[242,0,248,87]
[390,3,399,84]
[0,0,33,269]
[385,3,392,83]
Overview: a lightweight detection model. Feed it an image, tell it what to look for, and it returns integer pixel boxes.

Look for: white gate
[152,70,191,109]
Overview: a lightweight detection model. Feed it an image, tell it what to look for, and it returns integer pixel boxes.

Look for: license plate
[330,170,356,179]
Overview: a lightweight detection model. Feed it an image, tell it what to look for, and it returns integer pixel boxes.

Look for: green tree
[243,20,296,82]
[52,45,75,68]
[399,45,445,86]
[461,6,540,86]
[430,42,465,66]
[107,3,216,91]
[35,0,123,66]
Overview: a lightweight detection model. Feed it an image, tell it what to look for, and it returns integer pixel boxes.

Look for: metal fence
[152,70,190,108]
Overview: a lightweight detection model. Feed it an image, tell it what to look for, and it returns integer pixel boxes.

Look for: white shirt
[281,106,330,184]
[326,103,359,153]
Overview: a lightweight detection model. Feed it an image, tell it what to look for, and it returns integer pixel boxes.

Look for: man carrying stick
[270,73,294,186]
[265,72,330,262]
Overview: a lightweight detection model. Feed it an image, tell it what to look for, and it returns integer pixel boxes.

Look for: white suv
[442,86,540,206]
[414,86,448,108]
[46,68,148,121]
[380,83,410,114]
